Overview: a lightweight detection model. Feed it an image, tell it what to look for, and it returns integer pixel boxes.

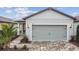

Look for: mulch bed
[70,40,79,47]
[20,36,31,43]
[11,35,20,41]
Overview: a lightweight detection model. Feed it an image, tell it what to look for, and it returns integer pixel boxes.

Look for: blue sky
[0,7,79,20]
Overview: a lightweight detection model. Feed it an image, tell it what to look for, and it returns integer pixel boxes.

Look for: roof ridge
[23,7,76,20]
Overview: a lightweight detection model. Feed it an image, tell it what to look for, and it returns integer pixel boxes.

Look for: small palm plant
[0,24,17,47]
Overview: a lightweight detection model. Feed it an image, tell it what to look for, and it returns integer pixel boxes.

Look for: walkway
[8,36,24,48]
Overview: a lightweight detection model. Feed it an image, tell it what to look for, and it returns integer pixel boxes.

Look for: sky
[0,7,79,20]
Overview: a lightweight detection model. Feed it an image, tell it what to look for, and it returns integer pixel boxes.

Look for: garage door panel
[32,27,50,41]
[50,26,67,40]
[32,25,67,41]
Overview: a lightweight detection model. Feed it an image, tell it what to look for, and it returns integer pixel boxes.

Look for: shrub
[22,45,26,49]
[0,44,4,50]
[20,36,29,43]
[69,36,75,42]
[22,45,29,50]
[14,45,17,50]
[76,25,79,41]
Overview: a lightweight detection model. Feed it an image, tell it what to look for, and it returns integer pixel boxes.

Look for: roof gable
[23,7,76,20]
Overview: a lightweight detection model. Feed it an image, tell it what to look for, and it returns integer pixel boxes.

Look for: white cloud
[4,7,38,20]
[14,7,38,19]
[57,8,64,10]
[4,8,13,19]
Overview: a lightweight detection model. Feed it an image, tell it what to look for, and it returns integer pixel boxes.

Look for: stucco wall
[25,9,74,41]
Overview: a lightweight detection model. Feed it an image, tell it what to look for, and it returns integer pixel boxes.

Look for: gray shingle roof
[23,7,76,20]
[74,16,79,22]
[0,16,14,23]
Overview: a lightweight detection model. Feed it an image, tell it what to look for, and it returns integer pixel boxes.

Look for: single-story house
[0,16,15,30]
[0,16,16,36]
[17,7,79,42]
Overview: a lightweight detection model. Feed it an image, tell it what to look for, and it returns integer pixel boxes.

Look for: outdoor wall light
[70,26,72,28]
[27,24,29,28]
[70,24,72,28]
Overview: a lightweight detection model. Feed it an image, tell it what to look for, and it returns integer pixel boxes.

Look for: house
[0,16,15,30]
[17,7,79,42]
[0,16,16,36]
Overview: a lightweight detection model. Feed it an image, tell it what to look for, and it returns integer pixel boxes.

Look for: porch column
[17,23,20,35]
[25,20,32,41]
[20,23,23,35]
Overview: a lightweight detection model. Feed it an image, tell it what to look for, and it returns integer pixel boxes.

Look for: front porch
[16,20,26,36]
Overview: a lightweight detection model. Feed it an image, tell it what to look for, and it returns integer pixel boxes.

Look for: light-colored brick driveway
[9,40,79,51]
[28,41,79,51]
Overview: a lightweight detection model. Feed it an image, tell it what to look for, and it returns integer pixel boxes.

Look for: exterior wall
[73,22,79,36]
[25,10,74,41]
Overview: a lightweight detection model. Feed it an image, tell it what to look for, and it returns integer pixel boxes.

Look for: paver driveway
[28,41,79,51]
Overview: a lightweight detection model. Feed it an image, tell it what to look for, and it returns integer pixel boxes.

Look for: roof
[0,16,14,23]
[15,20,25,23]
[23,7,76,20]
[74,16,79,22]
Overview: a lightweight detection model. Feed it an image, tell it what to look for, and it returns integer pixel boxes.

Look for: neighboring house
[0,16,16,36]
[16,8,79,42]
[0,16,24,36]
[0,16,14,30]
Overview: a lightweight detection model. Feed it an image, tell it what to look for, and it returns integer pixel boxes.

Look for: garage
[32,25,67,41]
[24,8,74,41]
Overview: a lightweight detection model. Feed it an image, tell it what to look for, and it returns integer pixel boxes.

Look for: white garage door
[32,25,67,41]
